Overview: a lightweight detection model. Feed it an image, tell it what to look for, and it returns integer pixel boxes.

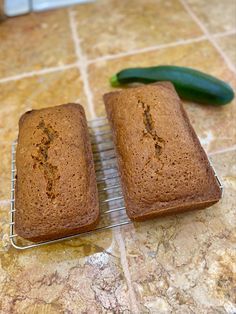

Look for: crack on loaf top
[138,99,165,157]
[31,120,60,200]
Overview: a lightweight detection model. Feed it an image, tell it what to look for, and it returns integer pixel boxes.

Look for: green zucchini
[110,65,234,105]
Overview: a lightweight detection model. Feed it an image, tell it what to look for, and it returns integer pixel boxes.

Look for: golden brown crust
[104,83,222,221]
[15,103,99,242]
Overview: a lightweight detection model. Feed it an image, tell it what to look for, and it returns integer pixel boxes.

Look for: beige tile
[216,34,236,68]
[0,68,90,143]
[0,142,11,200]
[0,83,131,311]
[186,0,236,34]
[0,9,76,79]
[0,203,9,247]
[88,40,236,153]
[0,105,131,311]
[121,150,236,313]
[0,221,131,312]
[74,0,203,59]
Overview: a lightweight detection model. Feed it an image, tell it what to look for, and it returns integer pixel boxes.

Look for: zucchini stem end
[110,74,120,87]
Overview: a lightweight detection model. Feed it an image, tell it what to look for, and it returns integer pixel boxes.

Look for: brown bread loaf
[104,82,222,221]
[15,103,99,242]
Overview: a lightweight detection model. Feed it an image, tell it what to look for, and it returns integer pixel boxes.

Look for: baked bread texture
[104,82,222,221]
[15,103,99,242]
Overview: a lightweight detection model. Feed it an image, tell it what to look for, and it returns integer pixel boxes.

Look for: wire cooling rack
[9,117,223,250]
[9,117,130,250]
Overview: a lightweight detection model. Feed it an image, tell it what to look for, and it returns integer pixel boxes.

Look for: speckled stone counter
[0,0,236,313]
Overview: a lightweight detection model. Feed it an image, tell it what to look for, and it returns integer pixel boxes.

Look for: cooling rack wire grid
[9,117,223,249]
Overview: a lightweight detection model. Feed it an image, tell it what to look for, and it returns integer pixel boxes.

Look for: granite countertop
[0,0,236,313]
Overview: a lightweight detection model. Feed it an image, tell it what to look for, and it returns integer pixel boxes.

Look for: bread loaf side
[104,83,222,221]
[15,103,99,241]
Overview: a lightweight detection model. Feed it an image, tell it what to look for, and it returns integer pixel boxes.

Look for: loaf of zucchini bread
[104,82,222,221]
[15,103,99,242]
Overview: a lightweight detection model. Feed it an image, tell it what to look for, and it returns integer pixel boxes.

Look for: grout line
[114,228,140,314]
[179,0,236,75]
[87,36,207,64]
[0,63,77,84]
[0,28,234,86]
[0,200,11,205]
[213,29,236,39]
[68,9,97,119]
[208,145,236,156]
